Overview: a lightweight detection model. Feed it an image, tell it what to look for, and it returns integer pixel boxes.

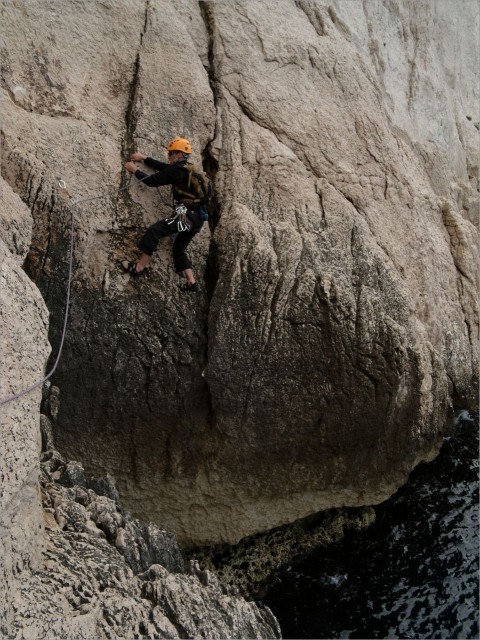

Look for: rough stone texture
[1,98,279,640]
[5,438,279,639]
[1,0,478,547]
[331,0,479,227]
[0,177,51,635]
[140,563,280,639]
[191,506,376,597]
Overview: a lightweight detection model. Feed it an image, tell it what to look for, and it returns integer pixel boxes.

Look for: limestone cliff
[0,176,279,636]
[10,395,279,638]
[0,178,51,635]
[1,0,478,553]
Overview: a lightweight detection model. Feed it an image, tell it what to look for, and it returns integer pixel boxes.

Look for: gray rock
[1,0,478,635]
[141,564,280,639]
[40,449,65,475]
[59,461,87,488]
[120,520,184,575]
[191,507,376,596]
[54,500,88,533]
[88,474,120,504]
[0,177,50,637]
[1,0,475,547]
[41,380,52,404]
[3,446,279,638]
[40,414,55,452]
[41,382,62,423]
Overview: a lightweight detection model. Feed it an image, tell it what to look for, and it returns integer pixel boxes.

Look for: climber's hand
[124,161,138,173]
[130,152,146,161]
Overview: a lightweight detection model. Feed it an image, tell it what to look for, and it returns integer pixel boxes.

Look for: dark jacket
[135,158,205,231]
[135,158,191,197]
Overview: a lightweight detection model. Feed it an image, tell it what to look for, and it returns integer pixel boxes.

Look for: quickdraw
[166,204,192,232]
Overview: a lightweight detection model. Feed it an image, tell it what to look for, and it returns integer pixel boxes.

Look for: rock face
[1,0,478,546]
[34,434,280,639]
[0,53,277,633]
[2,384,280,638]
[193,505,376,597]
[0,178,51,634]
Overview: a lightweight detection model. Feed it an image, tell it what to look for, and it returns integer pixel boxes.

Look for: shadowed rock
[1,0,478,548]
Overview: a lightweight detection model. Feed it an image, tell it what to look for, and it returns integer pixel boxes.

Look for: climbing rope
[0,172,156,406]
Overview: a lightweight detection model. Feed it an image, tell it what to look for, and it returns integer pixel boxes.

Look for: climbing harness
[166,204,192,232]
[0,171,154,406]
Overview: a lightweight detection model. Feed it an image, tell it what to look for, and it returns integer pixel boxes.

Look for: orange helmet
[166,137,192,154]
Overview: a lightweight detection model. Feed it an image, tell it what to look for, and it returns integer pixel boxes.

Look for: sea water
[263,412,479,639]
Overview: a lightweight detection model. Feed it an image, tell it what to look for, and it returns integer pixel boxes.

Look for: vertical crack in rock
[199,1,218,105]
[198,0,221,296]
[441,201,477,358]
[199,0,221,228]
[22,170,61,307]
[199,0,222,434]
[362,0,386,88]
[123,52,141,159]
[121,0,150,190]
[327,5,352,40]
[39,198,52,277]
[403,8,420,112]
[294,0,327,37]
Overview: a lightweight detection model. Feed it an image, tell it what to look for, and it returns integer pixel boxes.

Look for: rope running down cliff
[0,173,154,406]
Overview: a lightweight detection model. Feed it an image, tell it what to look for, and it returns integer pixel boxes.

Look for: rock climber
[121,137,208,292]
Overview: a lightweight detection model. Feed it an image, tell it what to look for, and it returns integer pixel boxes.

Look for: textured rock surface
[2,389,280,638]
[192,506,376,597]
[0,177,51,634]
[1,0,478,547]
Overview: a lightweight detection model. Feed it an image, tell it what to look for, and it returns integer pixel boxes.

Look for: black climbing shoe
[181,282,199,292]
[121,260,145,277]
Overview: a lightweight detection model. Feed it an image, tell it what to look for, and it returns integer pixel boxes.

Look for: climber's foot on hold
[180,282,199,292]
[121,260,145,277]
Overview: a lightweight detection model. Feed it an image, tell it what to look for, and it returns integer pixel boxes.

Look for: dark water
[263,412,479,639]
